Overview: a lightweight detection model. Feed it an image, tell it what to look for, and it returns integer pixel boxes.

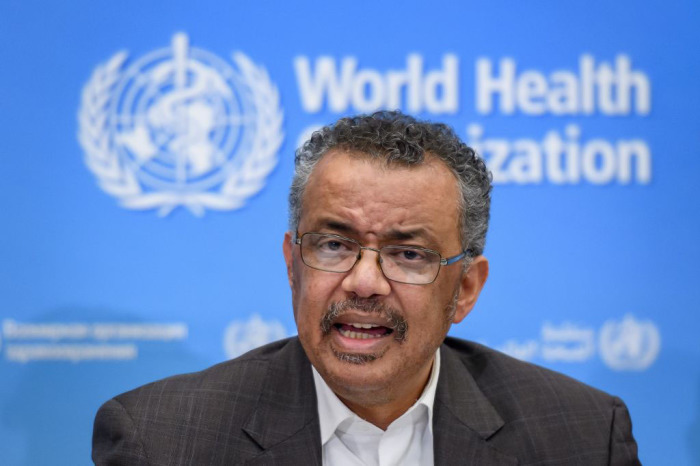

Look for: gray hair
[289,111,492,256]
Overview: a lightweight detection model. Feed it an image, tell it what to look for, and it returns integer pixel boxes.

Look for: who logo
[223,314,287,359]
[599,314,661,371]
[78,33,284,216]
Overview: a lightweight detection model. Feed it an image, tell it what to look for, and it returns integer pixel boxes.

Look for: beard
[317,284,461,365]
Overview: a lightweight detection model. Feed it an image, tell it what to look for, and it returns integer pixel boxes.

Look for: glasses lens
[380,246,441,284]
[301,233,359,272]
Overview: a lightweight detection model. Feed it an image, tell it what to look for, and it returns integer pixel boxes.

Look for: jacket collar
[242,338,518,465]
[433,342,518,465]
[242,338,322,465]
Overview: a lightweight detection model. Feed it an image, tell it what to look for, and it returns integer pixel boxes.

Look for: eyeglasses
[295,232,471,285]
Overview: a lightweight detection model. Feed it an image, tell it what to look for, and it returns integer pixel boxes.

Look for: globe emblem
[599,314,661,371]
[79,33,283,216]
[115,33,255,190]
[223,314,287,359]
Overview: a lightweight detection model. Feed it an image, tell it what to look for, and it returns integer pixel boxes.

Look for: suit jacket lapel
[241,338,518,465]
[433,344,518,466]
[242,339,322,466]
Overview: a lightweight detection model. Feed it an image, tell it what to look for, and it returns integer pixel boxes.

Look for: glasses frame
[294,231,471,285]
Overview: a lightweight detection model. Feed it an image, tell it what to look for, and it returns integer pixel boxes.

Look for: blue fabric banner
[1,1,698,464]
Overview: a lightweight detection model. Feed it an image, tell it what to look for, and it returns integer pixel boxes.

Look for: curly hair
[289,111,492,256]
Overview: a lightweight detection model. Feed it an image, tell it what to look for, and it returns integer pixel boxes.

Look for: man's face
[283,150,486,409]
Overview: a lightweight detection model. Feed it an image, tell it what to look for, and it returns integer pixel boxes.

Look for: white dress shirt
[312,350,440,466]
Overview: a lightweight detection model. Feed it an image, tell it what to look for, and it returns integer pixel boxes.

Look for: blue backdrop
[1,1,699,464]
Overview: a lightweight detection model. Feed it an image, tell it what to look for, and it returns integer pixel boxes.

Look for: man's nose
[341,249,391,298]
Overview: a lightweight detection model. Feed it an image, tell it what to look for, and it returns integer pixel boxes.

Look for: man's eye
[391,248,427,262]
[318,240,349,252]
[404,249,425,260]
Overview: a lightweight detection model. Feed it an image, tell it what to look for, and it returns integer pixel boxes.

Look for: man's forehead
[299,150,462,246]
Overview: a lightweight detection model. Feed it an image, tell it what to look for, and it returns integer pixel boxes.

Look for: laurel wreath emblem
[78,49,284,216]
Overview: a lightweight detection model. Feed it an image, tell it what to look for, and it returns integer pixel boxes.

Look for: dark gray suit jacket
[93,337,640,465]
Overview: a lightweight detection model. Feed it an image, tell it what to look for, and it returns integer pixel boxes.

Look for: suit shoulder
[440,338,640,464]
[111,337,298,414]
[442,337,618,411]
[94,340,303,464]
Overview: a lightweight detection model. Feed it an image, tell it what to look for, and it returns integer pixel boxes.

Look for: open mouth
[334,323,393,340]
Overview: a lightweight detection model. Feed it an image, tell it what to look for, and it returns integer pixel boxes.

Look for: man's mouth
[334,323,393,339]
[321,297,408,343]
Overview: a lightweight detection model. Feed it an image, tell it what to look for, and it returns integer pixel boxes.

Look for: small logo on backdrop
[78,32,284,216]
[599,314,661,371]
[494,313,661,371]
[223,314,287,359]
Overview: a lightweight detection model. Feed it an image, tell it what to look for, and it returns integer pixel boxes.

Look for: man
[93,111,640,465]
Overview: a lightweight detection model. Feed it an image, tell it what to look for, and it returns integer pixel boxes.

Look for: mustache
[320,297,408,342]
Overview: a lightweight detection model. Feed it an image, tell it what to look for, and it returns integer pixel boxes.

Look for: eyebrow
[382,229,421,241]
[315,218,438,246]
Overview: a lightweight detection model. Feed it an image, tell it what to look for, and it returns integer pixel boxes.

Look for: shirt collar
[312,349,441,445]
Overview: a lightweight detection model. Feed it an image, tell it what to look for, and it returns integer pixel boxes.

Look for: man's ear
[282,231,294,288]
[452,255,489,324]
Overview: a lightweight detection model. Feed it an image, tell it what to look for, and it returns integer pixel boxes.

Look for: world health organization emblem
[78,33,284,216]
[223,314,287,359]
[599,314,661,371]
